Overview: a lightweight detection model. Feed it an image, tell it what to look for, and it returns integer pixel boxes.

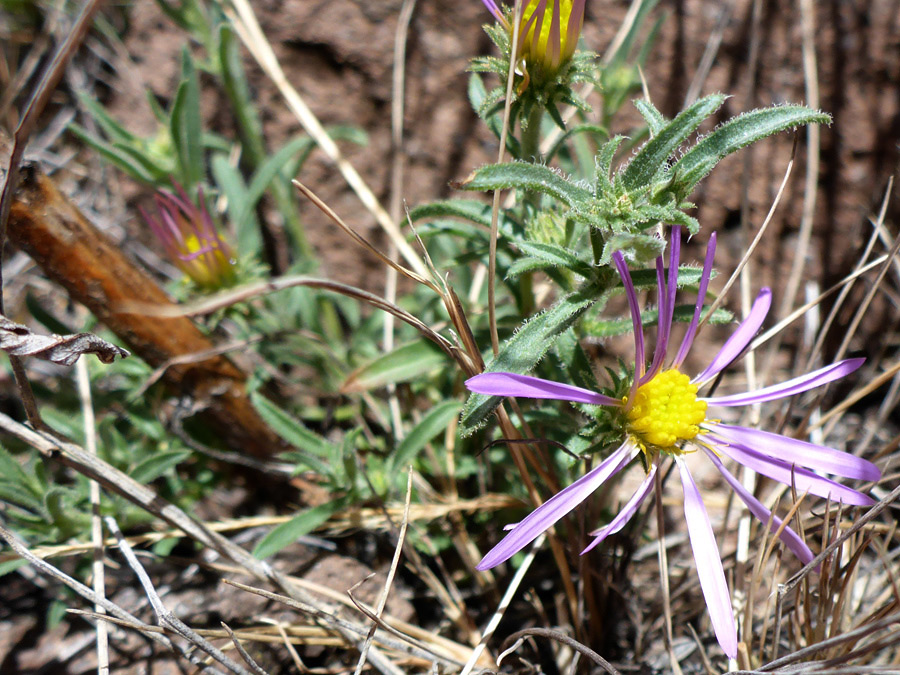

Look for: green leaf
[218,23,265,162]
[600,231,666,265]
[342,340,447,393]
[633,98,667,136]
[129,450,191,484]
[0,558,29,578]
[170,48,203,187]
[253,497,348,559]
[68,125,160,183]
[585,304,733,338]
[514,241,594,278]
[627,264,706,291]
[458,162,593,208]
[77,93,138,145]
[460,281,606,435]
[390,401,462,474]
[211,154,261,255]
[0,445,33,488]
[409,199,499,230]
[468,72,487,113]
[553,328,600,393]
[237,135,314,230]
[672,105,831,198]
[622,94,726,190]
[250,393,336,472]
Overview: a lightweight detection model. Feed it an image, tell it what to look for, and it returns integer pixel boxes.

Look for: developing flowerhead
[626,369,707,451]
[482,0,586,85]
[142,183,236,290]
[519,0,585,80]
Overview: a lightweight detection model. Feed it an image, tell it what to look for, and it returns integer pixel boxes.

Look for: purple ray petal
[702,447,815,565]
[694,288,772,384]
[708,434,875,506]
[674,232,716,368]
[676,457,738,659]
[703,358,865,407]
[581,463,657,554]
[465,372,621,406]
[647,231,680,381]
[565,0,586,59]
[480,0,506,23]
[476,442,638,570]
[712,424,880,481]
[612,251,646,388]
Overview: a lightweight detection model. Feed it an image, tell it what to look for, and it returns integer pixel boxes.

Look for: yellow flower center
[626,370,707,451]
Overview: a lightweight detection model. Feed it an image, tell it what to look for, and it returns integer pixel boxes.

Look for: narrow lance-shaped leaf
[170,47,203,188]
[250,392,335,473]
[390,400,462,474]
[671,105,832,198]
[457,162,593,208]
[622,93,726,190]
[253,497,349,559]
[341,340,447,393]
[409,199,505,230]
[633,98,667,137]
[514,241,595,278]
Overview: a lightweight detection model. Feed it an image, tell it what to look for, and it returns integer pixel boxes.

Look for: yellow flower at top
[518,0,585,77]
[482,0,586,82]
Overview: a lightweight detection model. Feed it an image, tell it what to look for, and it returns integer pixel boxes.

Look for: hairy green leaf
[622,94,726,190]
[459,162,592,208]
[672,105,831,198]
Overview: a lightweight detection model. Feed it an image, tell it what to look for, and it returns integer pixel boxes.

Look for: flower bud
[142,183,236,290]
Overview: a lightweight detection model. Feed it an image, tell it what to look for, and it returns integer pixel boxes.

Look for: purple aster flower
[465,228,880,658]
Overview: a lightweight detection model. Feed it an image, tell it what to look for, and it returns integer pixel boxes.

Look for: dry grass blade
[458,533,546,675]
[487,0,523,357]
[698,136,797,333]
[223,0,428,277]
[0,523,226,674]
[293,180,436,292]
[221,579,456,669]
[122,274,466,370]
[352,469,414,675]
[104,516,252,675]
[0,494,518,565]
[501,628,621,675]
[76,359,109,675]
[751,255,888,352]
[221,622,271,675]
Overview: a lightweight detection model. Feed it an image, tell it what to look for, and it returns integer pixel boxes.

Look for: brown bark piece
[2,149,286,458]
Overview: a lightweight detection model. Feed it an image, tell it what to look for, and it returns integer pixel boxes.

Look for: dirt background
[107,0,900,308]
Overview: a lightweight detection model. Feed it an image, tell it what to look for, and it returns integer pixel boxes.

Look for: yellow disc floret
[626,369,707,451]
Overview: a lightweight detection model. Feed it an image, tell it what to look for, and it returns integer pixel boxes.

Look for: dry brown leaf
[0,315,129,366]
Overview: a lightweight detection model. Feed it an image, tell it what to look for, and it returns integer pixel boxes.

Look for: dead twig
[104,516,252,675]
